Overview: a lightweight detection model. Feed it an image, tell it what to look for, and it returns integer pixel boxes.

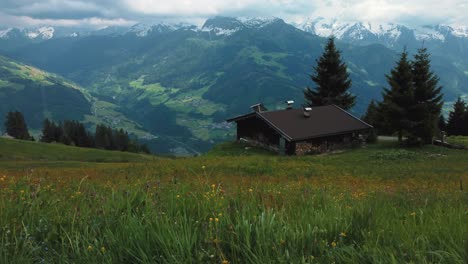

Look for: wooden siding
[236,116,281,146]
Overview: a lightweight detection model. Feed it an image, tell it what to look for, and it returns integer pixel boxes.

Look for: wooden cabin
[227,103,372,155]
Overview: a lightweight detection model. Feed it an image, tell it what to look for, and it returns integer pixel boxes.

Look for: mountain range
[0,16,467,155]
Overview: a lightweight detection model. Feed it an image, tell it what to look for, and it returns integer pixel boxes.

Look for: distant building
[227,103,372,155]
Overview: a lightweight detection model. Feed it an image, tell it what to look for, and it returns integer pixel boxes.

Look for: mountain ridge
[2,16,467,43]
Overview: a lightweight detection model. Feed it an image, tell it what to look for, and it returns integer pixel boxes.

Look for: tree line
[441,97,468,136]
[305,37,465,145]
[3,111,150,154]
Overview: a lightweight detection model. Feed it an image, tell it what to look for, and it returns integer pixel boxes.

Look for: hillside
[0,139,467,262]
[0,137,156,164]
[0,56,156,144]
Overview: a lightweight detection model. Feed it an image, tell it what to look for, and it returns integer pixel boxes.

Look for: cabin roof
[227,105,372,142]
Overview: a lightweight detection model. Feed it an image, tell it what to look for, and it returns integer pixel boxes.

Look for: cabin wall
[294,133,357,155]
[236,117,281,147]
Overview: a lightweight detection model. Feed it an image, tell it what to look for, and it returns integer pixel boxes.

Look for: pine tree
[362,100,379,125]
[4,111,31,140]
[304,37,355,110]
[464,110,468,135]
[411,47,444,143]
[380,51,415,143]
[41,118,55,143]
[446,97,466,136]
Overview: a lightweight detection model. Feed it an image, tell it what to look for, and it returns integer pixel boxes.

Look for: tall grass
[0,141,467,263]
[0,171,466,263]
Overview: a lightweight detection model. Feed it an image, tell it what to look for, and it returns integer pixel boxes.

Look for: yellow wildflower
[87,245,93,251]
[100,246,106,253]
[331,241,337,248]
[209,218,213,222]
[215,218,219,222]
[340,232,346,237]
[222,260,229,264]
[248,188,253,193]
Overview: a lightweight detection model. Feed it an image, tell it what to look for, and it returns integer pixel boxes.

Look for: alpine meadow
[1,1,468,263]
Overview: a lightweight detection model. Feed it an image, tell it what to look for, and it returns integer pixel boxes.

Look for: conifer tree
[362,100,379,125]
[4,111,31,140]
[41,118,55,143]
[463,109,468,135]
[304,37,355,110]
[446,97,466,136]
[411,47,444,143]
[380,51,415,143]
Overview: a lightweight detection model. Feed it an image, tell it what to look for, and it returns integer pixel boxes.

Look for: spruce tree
[446,97,466,136]
[41,118,55,143]
[380,51,415,143]
[463,109,468,135]
[362,100,379,125]
[4,111,31,140]
[411,47,444,143]
[304,37,355,110]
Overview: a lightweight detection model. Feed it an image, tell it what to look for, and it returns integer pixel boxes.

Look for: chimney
[250,103,267,113]
[303,107,312,117]
[286,100,294,109]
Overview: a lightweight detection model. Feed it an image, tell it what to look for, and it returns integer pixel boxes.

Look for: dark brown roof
[228,105,372,142]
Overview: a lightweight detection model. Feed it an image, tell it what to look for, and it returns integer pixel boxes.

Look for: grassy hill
[0,137,156,164]
[0,140,467,262]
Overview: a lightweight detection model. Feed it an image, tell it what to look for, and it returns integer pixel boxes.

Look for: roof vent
[250,103,267,113]
[286,100,294,109]
[303,107,312,117]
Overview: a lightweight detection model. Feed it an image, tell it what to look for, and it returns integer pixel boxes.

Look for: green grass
[0,137,155,163]
[0,140,467,263]
[447,136,468,147]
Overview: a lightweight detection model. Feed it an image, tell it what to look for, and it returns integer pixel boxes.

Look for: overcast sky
[0,0,467,28]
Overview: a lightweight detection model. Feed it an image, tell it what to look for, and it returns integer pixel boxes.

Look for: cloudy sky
[0,0,467,28]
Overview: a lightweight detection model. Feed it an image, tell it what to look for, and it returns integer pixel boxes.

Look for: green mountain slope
[0,56,153,143]
[0,137,155,164]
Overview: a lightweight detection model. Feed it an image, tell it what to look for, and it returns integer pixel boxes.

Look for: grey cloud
[0,0,466,28]
[1,0,124,19]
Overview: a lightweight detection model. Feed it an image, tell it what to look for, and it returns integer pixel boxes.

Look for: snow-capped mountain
[25,27,55,40]
[201,16,281,36]
[0,28,13,39]
[1,17,466,45]
[295,17,468,47]
[127,22,197,37]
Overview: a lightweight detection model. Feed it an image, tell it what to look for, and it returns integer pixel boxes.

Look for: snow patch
[450,25,468,37]
[0,28,12,38]
[26,27,55,39]
[201,26,240,36]
[130,23,152,37]
[238,17,278,28]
